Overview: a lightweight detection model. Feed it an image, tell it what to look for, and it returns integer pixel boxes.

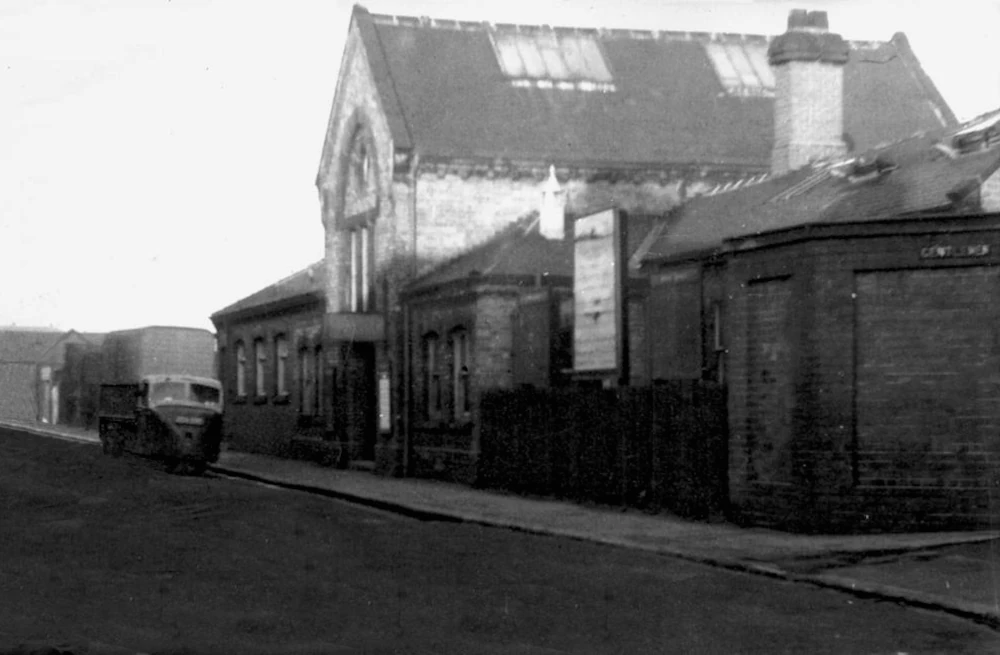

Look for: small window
[451,329,470,419]
[254,338,267,398]
[423,333,441,418]
[274,335,288,396]
[235,341,246,397]
[707,302,725,385]
[314,346,324,417]
[299,347,314,415]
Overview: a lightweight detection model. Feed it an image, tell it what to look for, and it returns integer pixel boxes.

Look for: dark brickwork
[745,277,794,485]
[217,303,324,458]
[719,221,1000,531]
[855,267,1000,490]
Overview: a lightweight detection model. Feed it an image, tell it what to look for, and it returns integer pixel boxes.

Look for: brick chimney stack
[768,9,850,175]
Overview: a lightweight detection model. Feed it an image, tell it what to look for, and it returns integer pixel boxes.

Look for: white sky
[3,0,999,333]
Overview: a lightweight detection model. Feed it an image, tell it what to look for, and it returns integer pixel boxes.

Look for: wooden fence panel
[478,382,729,519]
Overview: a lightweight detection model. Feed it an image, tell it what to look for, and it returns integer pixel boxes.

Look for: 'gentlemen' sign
[919,244,990,259]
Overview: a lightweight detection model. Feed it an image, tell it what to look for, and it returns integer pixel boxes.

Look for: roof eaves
[409,212,540,289]
[360,7,413,149]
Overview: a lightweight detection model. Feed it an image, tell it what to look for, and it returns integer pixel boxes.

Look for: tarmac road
[2,427,1000,654]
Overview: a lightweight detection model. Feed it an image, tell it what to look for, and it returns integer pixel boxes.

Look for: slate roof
[211,261,326,320]
[0,328,103,364]
[409,211,660,293]
[408,214,573,292]
[640,110,1000,264]
[0,330,65,363]
[353,5,954,170]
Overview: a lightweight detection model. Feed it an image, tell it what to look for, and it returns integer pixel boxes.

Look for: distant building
[0,328,103,424]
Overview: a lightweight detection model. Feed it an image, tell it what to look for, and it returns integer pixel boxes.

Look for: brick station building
[217,4,956,477]
[641,98,1000,530]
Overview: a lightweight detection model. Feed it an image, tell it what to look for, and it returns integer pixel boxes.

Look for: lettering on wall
[919,244,990,259]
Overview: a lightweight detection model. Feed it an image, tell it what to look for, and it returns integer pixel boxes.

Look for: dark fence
[477,381,728,520]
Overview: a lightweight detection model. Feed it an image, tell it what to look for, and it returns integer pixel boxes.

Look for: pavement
[5,417,1000,645]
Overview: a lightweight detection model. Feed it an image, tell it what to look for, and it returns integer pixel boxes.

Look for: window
[274,335,288,396]
[490,31,615,91]
[235,341,246,397]
[349,225,373,312]
[314,346,324,417]
[704,41,774,97]
[707,302,725,385]
[423,333,441,418]
[254,338,266,398]
[451,329,470,419]
[299,347,314,415]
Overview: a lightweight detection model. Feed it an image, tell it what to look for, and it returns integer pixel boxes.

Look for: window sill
[232,395,248,405]
[414,419,474,433]
[253,395,268,405]
[272,394,290,405]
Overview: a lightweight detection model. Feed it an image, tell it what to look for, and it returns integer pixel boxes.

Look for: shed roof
[211,261,326,320]
[352,5,954,170]
[409,210,660,293]
[641,109,1000,263]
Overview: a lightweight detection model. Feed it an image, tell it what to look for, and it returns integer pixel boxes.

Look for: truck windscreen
[149,381,187,404]
[191,383,221,406]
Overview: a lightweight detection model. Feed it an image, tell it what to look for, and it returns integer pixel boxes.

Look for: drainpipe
[402,153,420,476]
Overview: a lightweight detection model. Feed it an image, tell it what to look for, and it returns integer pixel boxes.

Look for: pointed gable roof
[640,109,1000,264]
[351,5,955,170]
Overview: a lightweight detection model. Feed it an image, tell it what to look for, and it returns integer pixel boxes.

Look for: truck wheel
[105,430,124,457]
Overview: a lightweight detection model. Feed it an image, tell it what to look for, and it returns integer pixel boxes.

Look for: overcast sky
[3,0,999,333]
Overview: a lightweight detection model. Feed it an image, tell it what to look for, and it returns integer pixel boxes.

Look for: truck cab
[99,374,223,473]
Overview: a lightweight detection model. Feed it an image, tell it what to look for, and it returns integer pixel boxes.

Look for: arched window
[423,332,441,419]
[349,225,373,312]
[450,328,470,419]
[274,335,288,396]
[254,338,267,398]
[235,341,246,397]
[298,347,313,415]
[314,345,324,417]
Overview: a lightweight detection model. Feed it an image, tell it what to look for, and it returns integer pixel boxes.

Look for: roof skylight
[491,31,615,91]
[704,42,774,98]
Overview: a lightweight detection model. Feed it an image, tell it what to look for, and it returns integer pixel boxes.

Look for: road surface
[2,427,998,654]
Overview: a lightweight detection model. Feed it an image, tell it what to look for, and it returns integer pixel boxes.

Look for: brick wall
[855,267,1000,488]
[406,284,545,483]
[217,305,324,457]
[724,226,1000,531]
[744,277,794,484]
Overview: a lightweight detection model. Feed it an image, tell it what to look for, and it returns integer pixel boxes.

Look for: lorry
[97,326,222,474]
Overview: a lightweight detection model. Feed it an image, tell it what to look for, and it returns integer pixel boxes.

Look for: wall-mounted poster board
[573,208,628,385]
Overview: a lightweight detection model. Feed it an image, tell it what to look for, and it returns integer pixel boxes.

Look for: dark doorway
[342,342,376,461]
